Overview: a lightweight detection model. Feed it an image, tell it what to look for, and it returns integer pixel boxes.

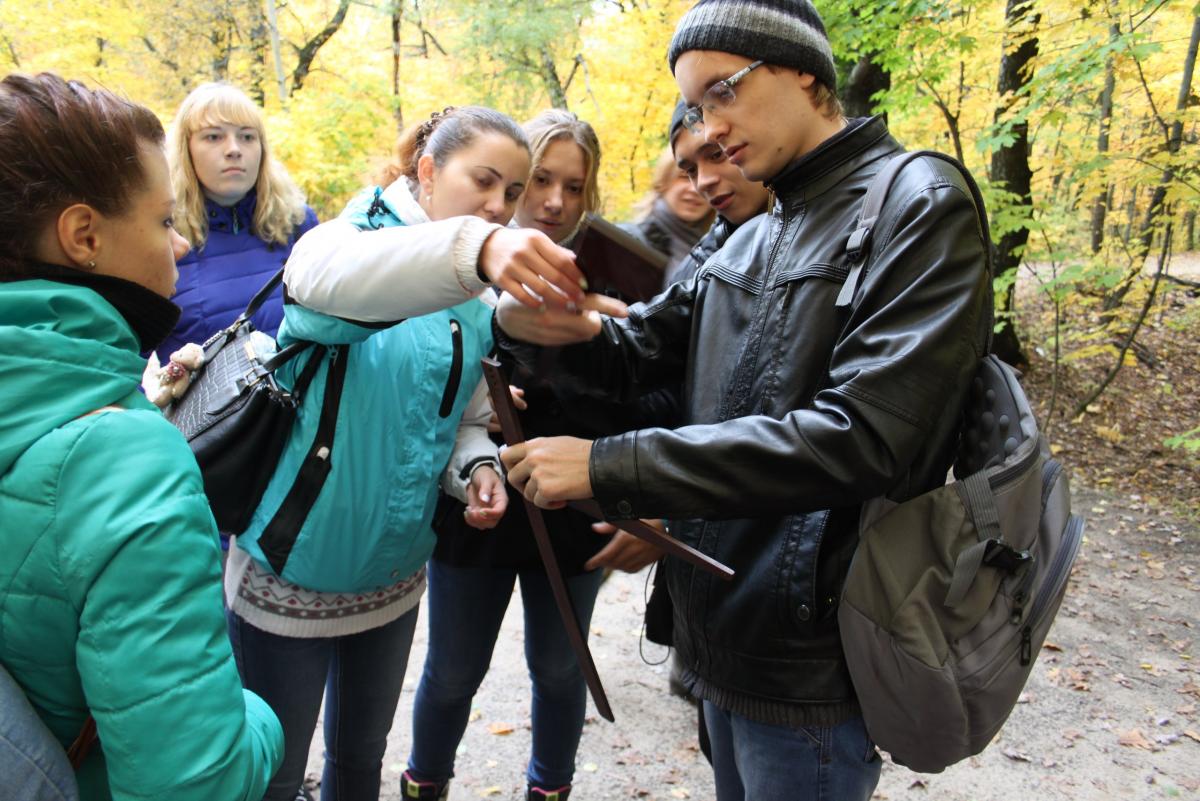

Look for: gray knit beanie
[668,98,689,147]
[667,0,837,92]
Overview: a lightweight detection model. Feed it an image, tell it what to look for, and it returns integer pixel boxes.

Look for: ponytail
[378,106,528,188]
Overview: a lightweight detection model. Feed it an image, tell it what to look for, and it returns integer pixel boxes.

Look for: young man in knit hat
[497,2,992,798]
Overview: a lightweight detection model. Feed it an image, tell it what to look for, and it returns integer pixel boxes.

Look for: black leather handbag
[165,269,329,534]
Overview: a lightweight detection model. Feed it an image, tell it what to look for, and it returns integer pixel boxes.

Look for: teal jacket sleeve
[56,410,283,801]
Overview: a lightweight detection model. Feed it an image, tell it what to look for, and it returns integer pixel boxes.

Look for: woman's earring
[86,260,97,270]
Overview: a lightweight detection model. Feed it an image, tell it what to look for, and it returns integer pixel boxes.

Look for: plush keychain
[148,343,204,408]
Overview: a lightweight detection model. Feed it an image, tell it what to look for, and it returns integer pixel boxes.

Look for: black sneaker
[401,770,449,800]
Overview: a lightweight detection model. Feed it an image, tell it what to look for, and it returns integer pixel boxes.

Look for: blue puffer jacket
[236,184,495,594]
[157,191,318,361]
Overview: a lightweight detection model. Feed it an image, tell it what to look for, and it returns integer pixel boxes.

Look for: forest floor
[297,254,1200,800]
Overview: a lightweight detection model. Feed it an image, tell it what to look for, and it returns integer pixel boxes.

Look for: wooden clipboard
[571,213,668,304]
[482,358,734,722]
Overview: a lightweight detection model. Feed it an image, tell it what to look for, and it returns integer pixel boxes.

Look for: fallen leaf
[1043,641,1064,652]
[1002,748,1032,762]
[907,778,928,789]
[468,709,482,722]
[1118,729,1154,749]
[478,787,502,797]
[487,722,515,736]
[1184,730,1200,744]
[670,789,691,799]
[582,763,598,773]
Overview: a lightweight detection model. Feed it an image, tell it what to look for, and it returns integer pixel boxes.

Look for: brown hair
[0,72,164,274]
[168,82,308,250]
[379,106,528,187]
[634,146,716,227]
[523,109,603,216]
[808,80,843,121]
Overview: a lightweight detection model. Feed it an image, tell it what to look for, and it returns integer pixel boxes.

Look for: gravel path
[298,485,1200,800]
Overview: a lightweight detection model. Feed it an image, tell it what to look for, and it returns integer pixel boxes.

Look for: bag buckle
[982,540,1032,573]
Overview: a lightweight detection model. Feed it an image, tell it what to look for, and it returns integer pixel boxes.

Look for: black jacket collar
[768,116,893,203]
[4,262,181,351]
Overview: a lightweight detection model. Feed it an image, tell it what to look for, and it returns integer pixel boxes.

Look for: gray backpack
[836,151,1085,773]
[0,663,81,801]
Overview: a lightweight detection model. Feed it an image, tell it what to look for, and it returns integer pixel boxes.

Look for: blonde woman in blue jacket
[224,106,588,801]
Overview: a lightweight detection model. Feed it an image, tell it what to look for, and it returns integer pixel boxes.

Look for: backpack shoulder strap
[836,150,995,349]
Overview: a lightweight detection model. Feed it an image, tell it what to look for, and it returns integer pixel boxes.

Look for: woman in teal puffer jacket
[0,73,283,800]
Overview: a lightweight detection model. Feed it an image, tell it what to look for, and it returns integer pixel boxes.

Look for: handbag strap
[257,345,351,575]
[66,716,97,770]
[231,267,286,329]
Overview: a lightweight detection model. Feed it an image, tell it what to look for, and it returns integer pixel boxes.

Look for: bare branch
[290,0,351,95]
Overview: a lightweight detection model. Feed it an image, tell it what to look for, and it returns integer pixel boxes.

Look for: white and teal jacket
[237,180,502,593]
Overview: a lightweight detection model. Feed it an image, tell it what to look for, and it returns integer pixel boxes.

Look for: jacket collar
[205,189,258,235]
[379,178,430,226]
[767,116,897,204]
[2,261,181,352]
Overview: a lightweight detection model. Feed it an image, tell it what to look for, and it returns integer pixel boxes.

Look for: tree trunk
[1186,210,1196,252]
[1138,14,1199,255]
[988,0,1039,367]
[841,53,890,121]
[291,0,352,95]
[210,17,233,81]
[265,0,287,101]
[246,0,269,105]
[392,3,404,132]
[539,47,569,109]
[1104,14,1199,310]
[1089,23,1117,254]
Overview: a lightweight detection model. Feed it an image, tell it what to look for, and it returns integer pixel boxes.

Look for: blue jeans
[227,606,419,801]
[407,560,605,790]
[703,702,882,801]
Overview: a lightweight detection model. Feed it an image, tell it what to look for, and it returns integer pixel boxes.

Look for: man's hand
[463,465,508,530]
[584,521,665,573]
[478,227,587,309]
[495,290,628,346]
[500,436,594,509]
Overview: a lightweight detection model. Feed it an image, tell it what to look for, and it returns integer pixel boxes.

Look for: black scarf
[3,262,181,352]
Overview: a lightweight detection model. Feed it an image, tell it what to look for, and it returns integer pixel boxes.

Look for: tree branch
[141,35,181,74]
[1,33,20,67]
[290,0,351,95]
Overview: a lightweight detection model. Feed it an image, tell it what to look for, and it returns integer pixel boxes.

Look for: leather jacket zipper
[439,319,463,418]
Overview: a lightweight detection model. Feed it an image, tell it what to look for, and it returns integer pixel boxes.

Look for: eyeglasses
[682,60,764,135]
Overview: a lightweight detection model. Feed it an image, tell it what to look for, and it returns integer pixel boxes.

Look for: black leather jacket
[498,117,992,726]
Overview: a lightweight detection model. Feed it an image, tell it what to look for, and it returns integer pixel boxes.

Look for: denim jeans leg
[702,702,745,801]
[320,605,420,801]
[227,608,332,801]
[520,567,605,789]
[407,561,516,784]
[702,701,881,801]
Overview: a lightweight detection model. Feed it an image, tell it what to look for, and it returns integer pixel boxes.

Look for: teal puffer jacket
[236,186,495,593]
[0,277,283,801]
